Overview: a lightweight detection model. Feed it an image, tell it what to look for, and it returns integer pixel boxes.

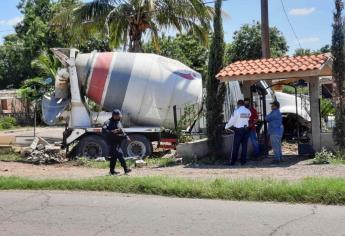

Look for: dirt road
[2,157,345,180]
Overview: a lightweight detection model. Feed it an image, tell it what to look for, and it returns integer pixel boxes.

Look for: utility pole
[261,0,271,58]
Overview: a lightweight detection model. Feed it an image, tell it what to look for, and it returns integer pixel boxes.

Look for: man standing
[265,101,283,164]
[102,109,132,175]
[225,100,251,166]
[244,98,260,159]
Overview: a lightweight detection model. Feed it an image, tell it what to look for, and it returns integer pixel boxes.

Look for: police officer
[102,109,131,175]
[225,100,251,166]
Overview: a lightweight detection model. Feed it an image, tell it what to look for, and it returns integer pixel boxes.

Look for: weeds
[312,148,345,165]
[0,116,16,130]
[312,148,334,164]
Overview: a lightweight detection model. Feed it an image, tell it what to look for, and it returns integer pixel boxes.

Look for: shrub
[0,116,17,130]
[312,148,335,164]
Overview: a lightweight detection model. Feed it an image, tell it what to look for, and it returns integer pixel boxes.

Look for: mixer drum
[75,52,203,128]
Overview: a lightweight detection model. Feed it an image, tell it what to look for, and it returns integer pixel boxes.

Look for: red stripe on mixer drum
[87,52,113,104]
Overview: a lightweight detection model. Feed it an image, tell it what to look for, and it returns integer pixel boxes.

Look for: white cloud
[289,7,316,16]
[0,16,23,26]
[297,37,321,44]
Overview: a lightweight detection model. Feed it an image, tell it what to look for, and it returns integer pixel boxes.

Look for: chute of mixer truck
[42,48,203,158]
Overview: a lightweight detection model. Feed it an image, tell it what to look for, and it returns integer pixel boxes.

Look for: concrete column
[309,77,321,152]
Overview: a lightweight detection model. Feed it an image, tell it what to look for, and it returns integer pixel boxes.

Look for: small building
[216,53,334,153]
[0,89,28,114]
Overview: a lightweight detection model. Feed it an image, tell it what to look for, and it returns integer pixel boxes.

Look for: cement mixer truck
[42,48,202,158]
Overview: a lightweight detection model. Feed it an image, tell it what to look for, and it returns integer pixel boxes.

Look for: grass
[0,153,23,162]
[2,176,345,205]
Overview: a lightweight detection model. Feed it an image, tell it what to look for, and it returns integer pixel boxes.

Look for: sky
[0,0,335,54]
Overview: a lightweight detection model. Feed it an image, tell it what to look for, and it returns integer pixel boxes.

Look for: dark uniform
[102,114,130,175]
[225,101,251,165]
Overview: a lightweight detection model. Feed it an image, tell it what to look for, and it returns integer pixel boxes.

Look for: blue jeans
[249,131,260,157]
[270,134,282,160]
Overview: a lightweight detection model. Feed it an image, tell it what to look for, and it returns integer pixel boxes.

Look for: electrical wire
[280,0,302,49]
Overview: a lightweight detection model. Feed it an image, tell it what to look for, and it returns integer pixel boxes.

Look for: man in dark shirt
[102,109,131,175]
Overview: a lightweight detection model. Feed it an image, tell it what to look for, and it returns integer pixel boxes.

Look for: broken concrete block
[45,145,61,153]
[30,137,39,149]
[0,135,15,145]
[135,160,147,168]
[20,147,33,157]
[36,144,45,151]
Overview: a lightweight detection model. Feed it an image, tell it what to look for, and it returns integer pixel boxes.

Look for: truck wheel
[76,135,109,159]
[121,134,152,158]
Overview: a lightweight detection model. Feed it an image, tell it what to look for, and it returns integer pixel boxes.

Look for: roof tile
[217,53,331,79]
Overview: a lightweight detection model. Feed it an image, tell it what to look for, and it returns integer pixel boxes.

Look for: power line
[280,0,302,49]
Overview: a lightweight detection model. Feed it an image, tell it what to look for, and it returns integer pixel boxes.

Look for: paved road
[0,191,345,236]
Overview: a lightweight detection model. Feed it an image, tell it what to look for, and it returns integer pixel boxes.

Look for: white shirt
[225,106,251,129]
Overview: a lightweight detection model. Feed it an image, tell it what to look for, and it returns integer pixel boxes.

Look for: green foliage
[330,151,345,164]
[144,34,209,79]
[175,104,198,143]
[294,48,313,56]
[0,117,17,130]
[282,85,309,95]
[206,0,226,160]
[312,148,334,164]
[224,21,288,63]
[79,37,111,53]
[332,0,345,150]
[0,0,65,89]
[53,0,213,52]
[0,153,22,162]
[320,99,336,118]
[4,176,345,205]
[293,45,331,56]
[312,148,345,165]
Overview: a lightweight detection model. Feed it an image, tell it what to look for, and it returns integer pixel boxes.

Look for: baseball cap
[270,100,280,108]
[112,109,122,116]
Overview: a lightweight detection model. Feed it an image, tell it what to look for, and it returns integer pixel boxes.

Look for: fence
[0,112,34,125]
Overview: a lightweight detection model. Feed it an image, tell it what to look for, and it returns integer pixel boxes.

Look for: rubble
[21,137,67,164]
[135,160,147,168]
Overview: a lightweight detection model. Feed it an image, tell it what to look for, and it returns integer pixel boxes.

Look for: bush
[0,116,17,130]
[312,148,335,164]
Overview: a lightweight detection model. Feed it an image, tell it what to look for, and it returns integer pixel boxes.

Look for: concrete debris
[135,160,147,168]
[95,157,106,162]
[22,137,67,164]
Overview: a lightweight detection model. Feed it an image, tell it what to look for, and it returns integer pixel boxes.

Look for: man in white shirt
[225,100,251,166]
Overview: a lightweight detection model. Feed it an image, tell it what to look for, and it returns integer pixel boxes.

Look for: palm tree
[52,0,213,52]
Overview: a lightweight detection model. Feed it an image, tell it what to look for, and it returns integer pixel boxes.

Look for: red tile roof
[216,53,331,79]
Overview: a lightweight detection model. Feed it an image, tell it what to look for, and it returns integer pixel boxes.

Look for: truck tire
[76,135,109,159]
[121,134,152,158]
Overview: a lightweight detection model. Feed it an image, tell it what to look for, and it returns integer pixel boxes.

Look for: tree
[294,48,313,56]
[293,45,331,56]
[0,0,64,89]
[206,0,226,159]
[53,0,213,52]
[144,34,209,79]
[224,22,288,63]
[79,37,111,53]
[332,0,345,150]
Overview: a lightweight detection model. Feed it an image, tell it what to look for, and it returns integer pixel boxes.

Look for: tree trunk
[128,24,143,52]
